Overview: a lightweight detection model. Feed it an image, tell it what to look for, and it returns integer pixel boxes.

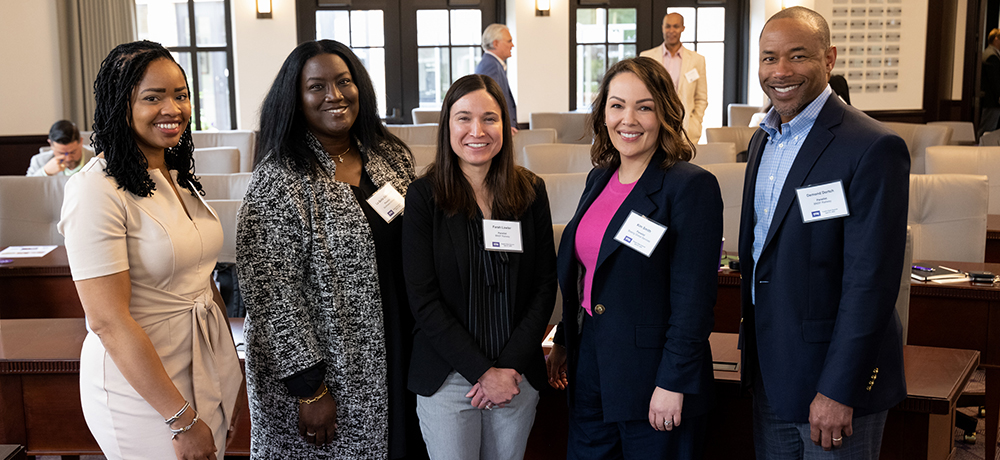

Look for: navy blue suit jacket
[474,53,517,126]
[554,154,723,422]
[738,96,910,423]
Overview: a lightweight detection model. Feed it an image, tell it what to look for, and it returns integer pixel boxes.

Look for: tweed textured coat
[237,134,415,459]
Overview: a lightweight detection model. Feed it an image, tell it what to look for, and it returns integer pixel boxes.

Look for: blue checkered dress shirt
[751,86,833,302]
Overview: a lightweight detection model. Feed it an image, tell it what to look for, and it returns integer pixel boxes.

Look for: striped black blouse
[467,214,513,361]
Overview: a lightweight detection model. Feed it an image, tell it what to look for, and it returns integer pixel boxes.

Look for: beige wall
[0,0,63,136]
[0,0,974,135]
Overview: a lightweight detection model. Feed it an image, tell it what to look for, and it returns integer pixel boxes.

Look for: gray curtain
[57,0,137,131]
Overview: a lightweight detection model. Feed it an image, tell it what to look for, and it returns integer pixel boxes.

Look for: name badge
[483,219,523,252]
[366,183,405,223]
[685,68,700,83]
[795,180,850,223]
[613,211,667,257]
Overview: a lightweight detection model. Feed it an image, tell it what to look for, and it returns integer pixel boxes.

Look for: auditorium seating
[700,163,746,254]
[727,103,761,127]
[882,122,953,174]
[522,144,592,174]
[194,147,242,174]
[908,173,988,263]
[691,142,737,166]
[411,108,441,124]
[705,126,757,156]
[198,173,252,200]
[538,172,587,225]
[928,121,976,145]
[0,175,70,247]
[386,124,438,146]
[925,145,1000,214]
[529,112,592,145]
[190,130,256,173]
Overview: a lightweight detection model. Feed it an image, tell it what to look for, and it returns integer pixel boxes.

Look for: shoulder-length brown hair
[587,57,694,170]
[426,74,536,219]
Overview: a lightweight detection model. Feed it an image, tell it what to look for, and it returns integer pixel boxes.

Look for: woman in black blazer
[402,74,557,460]
[546,57,723,459]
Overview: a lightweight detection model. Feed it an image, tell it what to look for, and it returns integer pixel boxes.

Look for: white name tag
[795,180,850,223]
[366,183,405,223]
[483,219,523,252]
[685,68,700,83]
[613,211,667,257]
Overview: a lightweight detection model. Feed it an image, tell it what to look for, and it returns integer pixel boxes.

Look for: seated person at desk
[26,119,94,176]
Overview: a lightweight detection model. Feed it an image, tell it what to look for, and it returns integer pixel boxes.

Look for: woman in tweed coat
[236,40,420,459]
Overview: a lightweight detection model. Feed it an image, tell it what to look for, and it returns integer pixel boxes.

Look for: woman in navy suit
[546,57,723,459]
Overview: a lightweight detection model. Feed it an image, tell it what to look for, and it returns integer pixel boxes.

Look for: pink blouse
[574,170,636,315]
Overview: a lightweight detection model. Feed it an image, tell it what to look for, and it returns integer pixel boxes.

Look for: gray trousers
[416,371,539,460]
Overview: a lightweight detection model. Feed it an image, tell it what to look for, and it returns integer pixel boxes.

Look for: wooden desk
[987,214,1000,263]
[907,260,1000,460]
[715,263,1000,460]
[0,318,251,457]
[0,246,81,319]
[705,333,978,460]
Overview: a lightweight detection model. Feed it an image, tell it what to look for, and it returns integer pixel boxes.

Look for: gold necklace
[333,145,350,163]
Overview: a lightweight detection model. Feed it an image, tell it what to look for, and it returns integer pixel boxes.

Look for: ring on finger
[832,436,843,442]
[306,432,316,437]
[663,419,673,428]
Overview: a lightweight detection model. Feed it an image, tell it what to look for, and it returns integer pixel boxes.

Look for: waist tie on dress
[129,282,242,435]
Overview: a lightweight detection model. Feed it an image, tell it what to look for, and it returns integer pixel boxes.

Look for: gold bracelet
[298,386,328,405]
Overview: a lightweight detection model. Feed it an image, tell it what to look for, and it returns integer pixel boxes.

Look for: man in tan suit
[640,12,708,144]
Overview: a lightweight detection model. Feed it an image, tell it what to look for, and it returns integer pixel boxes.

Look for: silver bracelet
[169,408,200,440]
[164,401,190,426]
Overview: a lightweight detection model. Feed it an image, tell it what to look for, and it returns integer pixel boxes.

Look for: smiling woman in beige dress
[58,41,242,460]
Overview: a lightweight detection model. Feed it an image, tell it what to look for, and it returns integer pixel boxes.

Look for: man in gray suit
[475,23,518,133]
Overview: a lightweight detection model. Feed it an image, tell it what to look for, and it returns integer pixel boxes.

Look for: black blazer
[738,95,909,423]
[554,153,723,422]
[402,173,557,396]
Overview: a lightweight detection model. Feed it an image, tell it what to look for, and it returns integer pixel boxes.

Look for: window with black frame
[136,0,237,131]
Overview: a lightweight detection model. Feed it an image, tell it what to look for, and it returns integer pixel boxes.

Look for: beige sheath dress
[59,157,242,459]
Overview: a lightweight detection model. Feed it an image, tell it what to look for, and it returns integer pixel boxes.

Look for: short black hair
[48,120,80,145]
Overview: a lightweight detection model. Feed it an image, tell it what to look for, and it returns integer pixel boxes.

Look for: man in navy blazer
[738,7,909,459]
[475,24,517,131]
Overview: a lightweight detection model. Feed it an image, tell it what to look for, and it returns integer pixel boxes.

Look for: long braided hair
[92,40,202,197]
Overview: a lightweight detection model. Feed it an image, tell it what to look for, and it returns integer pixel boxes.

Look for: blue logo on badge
[387,210,394,216]
[492,242,500,247]
[811,211,821,217]
[624,236,632,243]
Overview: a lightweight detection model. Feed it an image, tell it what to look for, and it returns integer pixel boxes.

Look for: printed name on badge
[795,180,850,224]
[483,219,523,253]
[613,211,667,257]
[366,183,405,223]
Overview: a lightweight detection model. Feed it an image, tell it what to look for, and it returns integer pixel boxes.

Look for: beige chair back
[409,145,437,170]
[727,104,761,127]
[512,128,558,165]
[0,175,71,247]
[207,200,241,264]
[550,223,566,325]
[191,130,256,173]
[705,127,758,154]
[981,129,1000,146]
[928,121,976,145]
[198,173,253,200]
[882,122,952,174]
[538,172,587,225]
[908,173,987,263]
[80,130,94,147]
[700,163,746,253]
[529,112,592,144]
[523,144,593,174]
[411,108,441,124]
[386,124,439,147]
[691,143,737,166]
[194,147,241,174]
[925,146,1000,214]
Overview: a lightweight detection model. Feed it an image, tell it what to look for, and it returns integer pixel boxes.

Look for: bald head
[661,12,685,51]
[763,6,830,50]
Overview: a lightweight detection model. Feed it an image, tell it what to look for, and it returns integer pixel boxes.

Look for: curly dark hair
[255,39,410,174]
[92,40,201,198]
